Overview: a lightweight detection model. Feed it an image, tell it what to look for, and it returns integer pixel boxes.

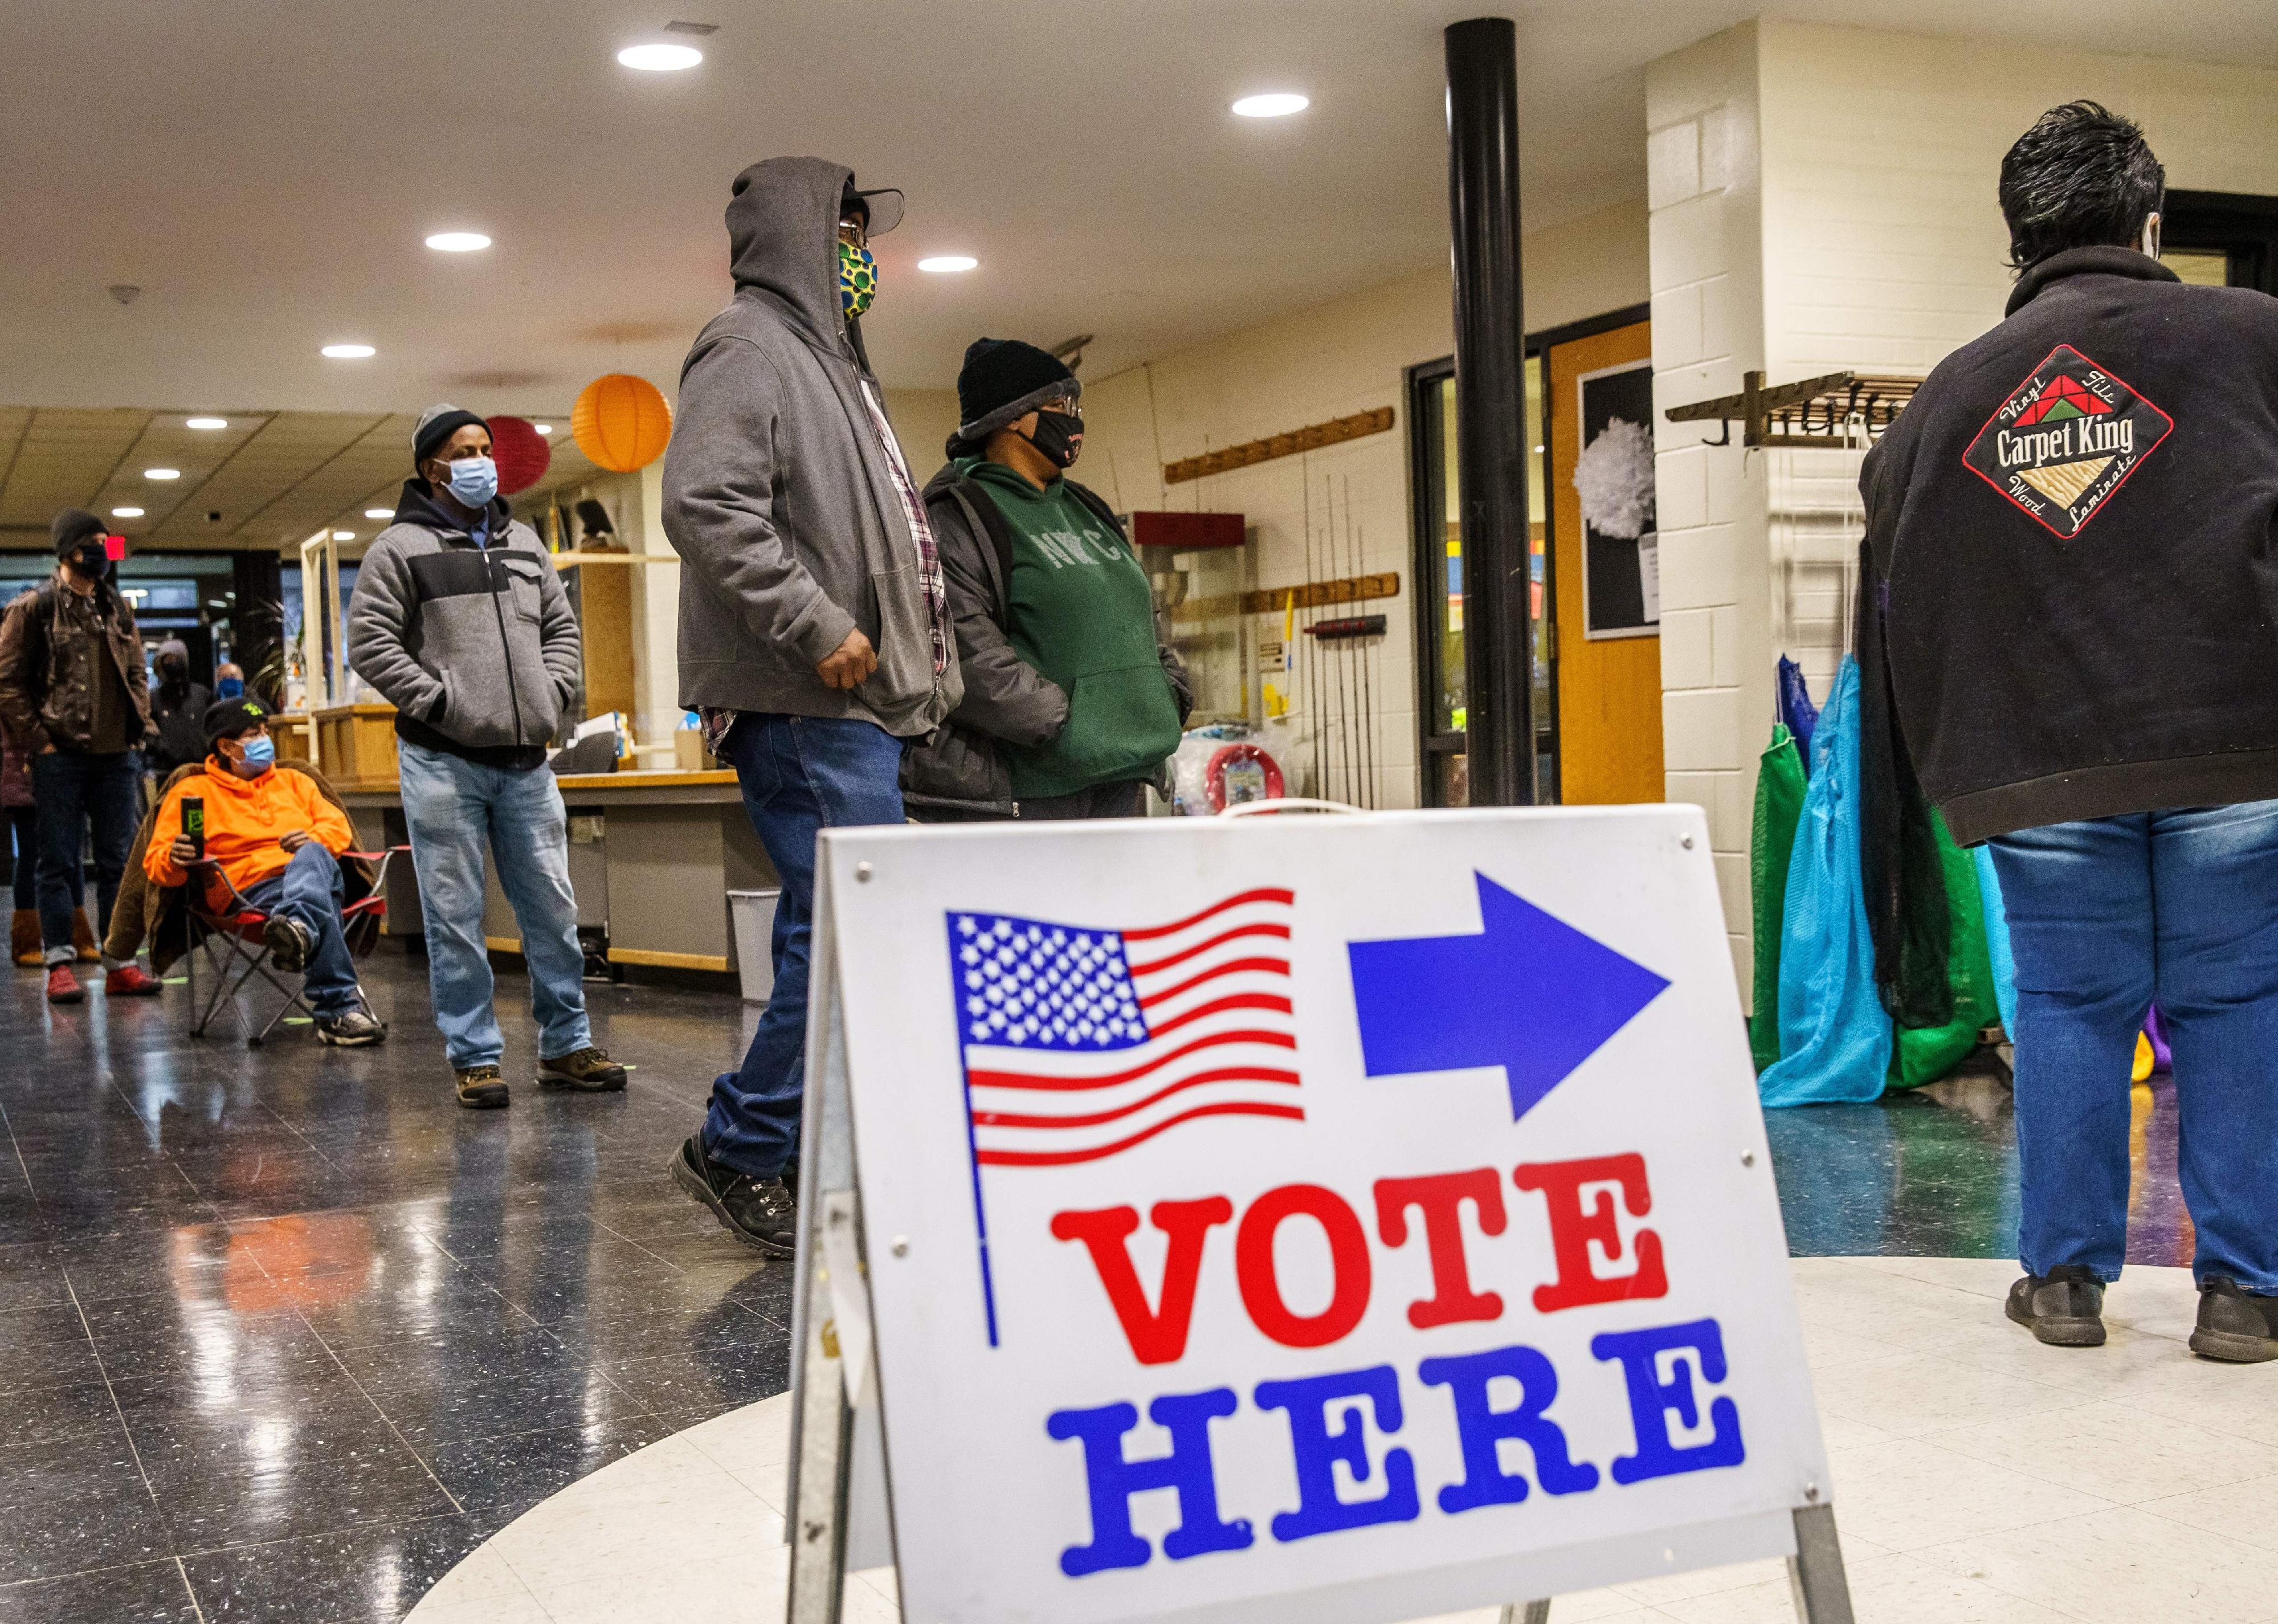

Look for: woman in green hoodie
[901,339,1189,820]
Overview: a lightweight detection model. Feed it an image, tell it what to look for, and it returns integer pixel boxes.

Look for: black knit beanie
[51,508,106,556]
[954,339,1079,449]
[413,404,488,469]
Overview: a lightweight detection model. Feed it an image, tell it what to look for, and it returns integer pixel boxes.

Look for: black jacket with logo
[1861,246,2278,850]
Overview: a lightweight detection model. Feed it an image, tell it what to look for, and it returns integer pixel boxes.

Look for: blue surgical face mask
[216,676,245,699]
[444,456,499,510]
[236,733,276,773]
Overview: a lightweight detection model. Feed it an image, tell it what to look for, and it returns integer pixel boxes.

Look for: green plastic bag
[1887,809,1999,1089]
[1748,724,1807,1073]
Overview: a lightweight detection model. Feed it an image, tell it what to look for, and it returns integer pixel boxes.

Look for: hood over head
[726,156,860,351]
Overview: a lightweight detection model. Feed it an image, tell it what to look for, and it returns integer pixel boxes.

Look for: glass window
[1411,354,1553,808]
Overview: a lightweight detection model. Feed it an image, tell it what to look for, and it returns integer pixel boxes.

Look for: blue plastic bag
[1759,656,1893,1107]
[1971,844,2018,1040]
[1777,655,1820,776]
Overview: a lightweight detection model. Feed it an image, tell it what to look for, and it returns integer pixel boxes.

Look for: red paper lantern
[488,415,552,496]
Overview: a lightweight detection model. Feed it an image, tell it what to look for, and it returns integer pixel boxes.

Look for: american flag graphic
[948,887,1301,1169]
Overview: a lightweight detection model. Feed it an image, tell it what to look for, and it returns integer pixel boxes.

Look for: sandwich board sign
[785,806,1851,1624]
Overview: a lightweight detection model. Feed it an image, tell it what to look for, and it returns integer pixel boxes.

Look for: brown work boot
[536,1046,628,1092]
[71,907,99,963]
[11,909,39,968]
[455,1064,509,1110]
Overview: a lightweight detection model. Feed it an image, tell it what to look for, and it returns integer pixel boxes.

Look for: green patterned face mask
[838,239,877,320]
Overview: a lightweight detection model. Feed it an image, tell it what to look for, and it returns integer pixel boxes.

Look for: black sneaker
[2005,1266,2106,1346]
[264,915,314,974]
[455,1064,509,1109]
[315,1009,386,1047]
[536,1047,628,1092]
[671,1135,795,1258]
[2191,1278,2278,1364]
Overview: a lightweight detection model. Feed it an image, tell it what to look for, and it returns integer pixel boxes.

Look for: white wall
[1644,18,2278,1002]
[1078,199,1651,807]
[1646,23,1773,991]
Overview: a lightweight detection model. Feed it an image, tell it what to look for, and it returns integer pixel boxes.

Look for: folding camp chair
[184,845,410,1046]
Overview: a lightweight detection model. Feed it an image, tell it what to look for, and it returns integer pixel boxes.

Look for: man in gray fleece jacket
[348,406,628,1109]
[663,157,959,1255]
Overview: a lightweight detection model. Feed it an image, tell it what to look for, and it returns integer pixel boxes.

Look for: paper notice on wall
[1638,532,1660,625]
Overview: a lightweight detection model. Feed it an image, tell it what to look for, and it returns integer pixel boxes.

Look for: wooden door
[1548,320,1664,803]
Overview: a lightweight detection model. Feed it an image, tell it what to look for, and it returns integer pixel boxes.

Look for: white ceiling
[2,0,2274,431]
[0,408,601,553]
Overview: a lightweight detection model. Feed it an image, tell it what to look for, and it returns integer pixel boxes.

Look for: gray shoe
[263,914,314,974]
[2005,1266,2106,1347]
[315,1008,386,1047]
[2191,1279,2278,1364]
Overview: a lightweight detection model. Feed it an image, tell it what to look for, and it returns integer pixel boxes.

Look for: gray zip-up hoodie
[346,481,582,769]
[663,156,960,737]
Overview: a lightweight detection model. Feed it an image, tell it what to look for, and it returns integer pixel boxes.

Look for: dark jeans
[1990,801,2278,1292]
[1018,780,1150,821]
[32,750,138,964]
[239,843,360,1014]
[7,805,81,912]
[705,713,904,1180]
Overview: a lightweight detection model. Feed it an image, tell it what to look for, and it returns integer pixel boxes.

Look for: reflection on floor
[1768,1062,2194,1268]
[0,948,783,1623]
[0,952,2212,1623]
[411,1259,2278,1624]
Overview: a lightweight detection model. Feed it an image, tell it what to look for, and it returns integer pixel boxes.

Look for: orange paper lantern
[571,373,672,472]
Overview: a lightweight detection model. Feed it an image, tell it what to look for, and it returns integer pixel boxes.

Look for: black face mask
[157,660,187,687]
[1020,409,1083,470]
[64,545,109,581]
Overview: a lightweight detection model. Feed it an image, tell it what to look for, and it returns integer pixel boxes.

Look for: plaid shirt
[700,380,949,759]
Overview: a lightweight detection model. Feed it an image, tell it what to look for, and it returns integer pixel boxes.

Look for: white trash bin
[726,888,781,1005]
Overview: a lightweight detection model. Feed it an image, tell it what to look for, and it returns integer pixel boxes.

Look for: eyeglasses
[838,217,868,250]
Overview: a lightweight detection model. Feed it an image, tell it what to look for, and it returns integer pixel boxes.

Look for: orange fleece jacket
[144,762,353,898]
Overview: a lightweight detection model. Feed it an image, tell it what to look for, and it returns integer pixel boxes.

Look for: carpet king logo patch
[1963,344,2173,538]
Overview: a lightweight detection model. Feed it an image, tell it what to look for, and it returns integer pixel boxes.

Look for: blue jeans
[397,741,590,1070]
[240,843,360,1014]
[32,750,138,964]
[1990,801,2278,1292]
[705,714,904,1179]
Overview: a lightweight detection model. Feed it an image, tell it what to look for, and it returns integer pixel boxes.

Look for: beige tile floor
[407,1258,2278,1624]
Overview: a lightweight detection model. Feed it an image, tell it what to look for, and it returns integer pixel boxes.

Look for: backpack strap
[929,478,1017,603]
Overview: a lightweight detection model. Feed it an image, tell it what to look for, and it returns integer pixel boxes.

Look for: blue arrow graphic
[1346,872,1671,1121]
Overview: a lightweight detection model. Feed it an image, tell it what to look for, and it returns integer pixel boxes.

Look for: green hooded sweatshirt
[958,457,1182,800]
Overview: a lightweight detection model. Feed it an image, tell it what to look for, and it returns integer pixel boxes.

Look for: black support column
[1444,17,1534,805]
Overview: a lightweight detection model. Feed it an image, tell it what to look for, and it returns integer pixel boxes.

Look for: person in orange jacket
[144,697,385,1045]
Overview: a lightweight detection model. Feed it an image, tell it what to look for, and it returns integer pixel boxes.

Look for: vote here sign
[823,807,1828,1624]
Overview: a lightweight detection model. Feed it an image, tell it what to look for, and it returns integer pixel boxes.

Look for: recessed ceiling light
[918,255,979,274]
[426,231,492,252]
[144,467,180,480]
[534,423,554,435]
[618,42,703,71]
[365,508,394,519]
[321,343,376,358]
[1232,92,1309,118]
[112,507,144,518]
[333,530,356,541]
[185,416,228,431]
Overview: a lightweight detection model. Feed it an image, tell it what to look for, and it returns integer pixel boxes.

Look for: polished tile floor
[0,948,781,1623]
[0,951,2197,1623]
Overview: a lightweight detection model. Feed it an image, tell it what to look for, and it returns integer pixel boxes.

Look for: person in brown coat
[0,511,164,1002]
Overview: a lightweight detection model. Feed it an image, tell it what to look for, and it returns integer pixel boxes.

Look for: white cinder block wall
[1646,23,1773,995]
[1647,18,2278,1008]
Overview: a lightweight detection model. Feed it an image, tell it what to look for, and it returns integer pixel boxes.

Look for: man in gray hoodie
[664,157,959,1254]
[348,407,628,1110]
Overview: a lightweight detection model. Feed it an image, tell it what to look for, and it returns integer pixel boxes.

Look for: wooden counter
[341,769,771,977]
